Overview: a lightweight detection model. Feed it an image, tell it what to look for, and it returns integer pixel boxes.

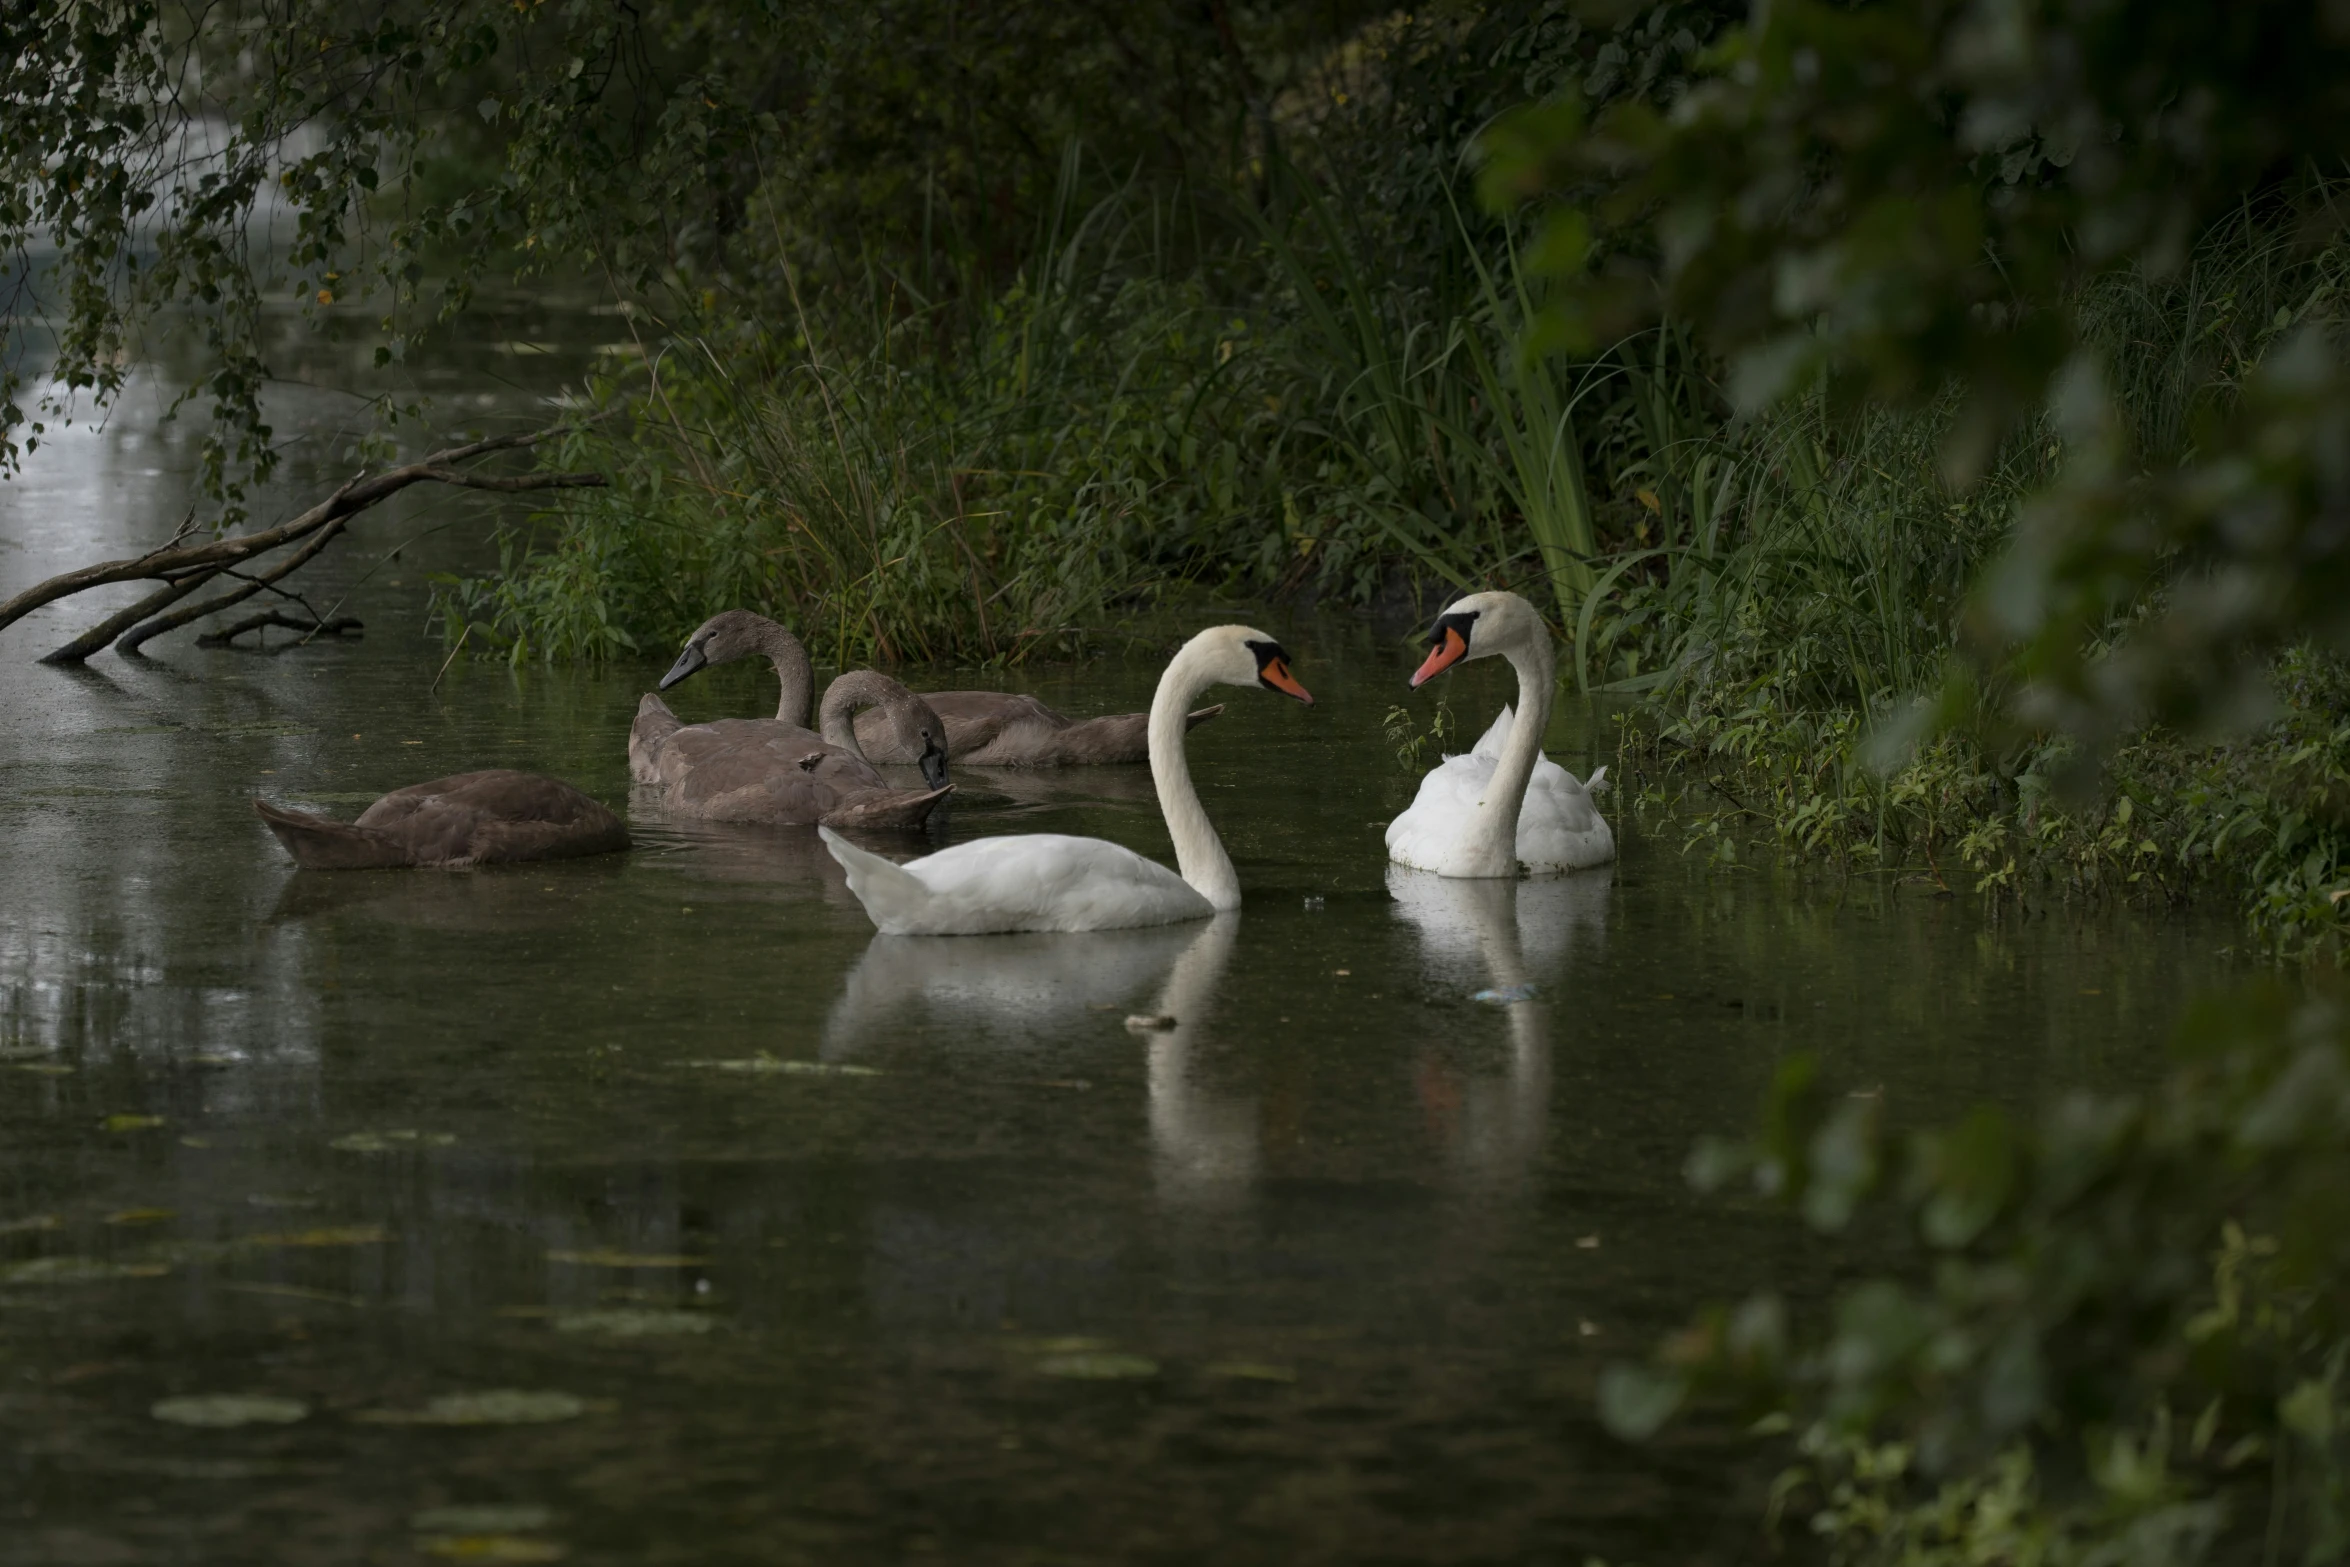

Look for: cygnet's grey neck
[753,619,815,725]
[819,669,909,759]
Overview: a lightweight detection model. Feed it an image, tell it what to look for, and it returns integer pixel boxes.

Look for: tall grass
[449,167,1618,668]
[1580,208,2350,958]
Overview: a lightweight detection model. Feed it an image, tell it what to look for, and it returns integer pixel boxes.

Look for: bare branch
[37,571,228,666]
[196,610,363,648]
[4,422,607,654]
[115,509,357,655]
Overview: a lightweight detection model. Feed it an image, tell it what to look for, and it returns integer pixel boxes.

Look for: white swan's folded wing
[1385,751,1499,870]
[821,829,1212,935]
[1516,759,1616,871]
[1467,704,1516,760]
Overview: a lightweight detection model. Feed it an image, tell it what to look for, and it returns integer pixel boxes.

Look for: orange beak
[1410,627,1469,688]
[1260,657,1315,704]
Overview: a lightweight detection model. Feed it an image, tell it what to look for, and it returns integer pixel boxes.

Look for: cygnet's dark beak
[918,733,950,791]
[658,641,708,691]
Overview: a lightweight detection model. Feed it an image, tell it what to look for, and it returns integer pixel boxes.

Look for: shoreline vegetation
[453,171,2348,972]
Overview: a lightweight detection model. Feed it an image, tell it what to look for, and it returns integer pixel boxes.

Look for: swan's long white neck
[1460,629,1557,877]
[1148,643,1242,911]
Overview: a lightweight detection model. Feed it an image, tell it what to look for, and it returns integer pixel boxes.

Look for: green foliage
[1579,215,2350,962]
[1481,7,2350,1562]
[1624,657,2350,963]
[1607,983,2350,1564]
[455,137,1678,665]
[1485,0,2350,745]
[2,0,796,517]
[0,0,1401,522]
[1382,700,1459,776]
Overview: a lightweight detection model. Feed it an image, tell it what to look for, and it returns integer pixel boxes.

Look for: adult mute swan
[819,626,1313,933]
[256,771,628,869]
[642,608,1220,766]
[1384,590,1614,877]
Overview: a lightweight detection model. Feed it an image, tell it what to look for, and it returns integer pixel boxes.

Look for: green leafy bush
[1602,982,2350,1564]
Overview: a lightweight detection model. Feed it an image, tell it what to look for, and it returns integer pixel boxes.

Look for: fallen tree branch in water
[115,508,363,656]
[2,425,606,664]
[196,610,365,647]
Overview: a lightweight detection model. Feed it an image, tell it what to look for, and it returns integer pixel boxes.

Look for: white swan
[1384,590,1615,877]
[819,626,1314,933]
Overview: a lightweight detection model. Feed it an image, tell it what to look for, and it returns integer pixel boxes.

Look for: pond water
[0,323,2245,1565]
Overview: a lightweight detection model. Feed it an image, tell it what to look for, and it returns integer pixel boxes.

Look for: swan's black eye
[1426,609,1478,651]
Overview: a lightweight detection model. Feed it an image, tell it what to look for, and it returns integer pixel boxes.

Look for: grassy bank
[1589,214,2350,962]
[456,210,2349,962]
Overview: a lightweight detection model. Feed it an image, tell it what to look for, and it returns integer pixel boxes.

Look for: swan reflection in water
[1385,865,1612,1187]
[819,914,1256,1205]
[815,866,1607,1206]
[820,920,1206,1056]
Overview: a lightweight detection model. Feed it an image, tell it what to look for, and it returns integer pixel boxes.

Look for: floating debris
[1471,984,1538,1005]
[1036,1351,1160,1381]
[2,1256,171,1285]
[103,1208,177,1227]
[551,1308,714,1338]
[354,1389,599,1426]
[219,1282,367,1308]
[1575,1234,1601,1249]
[685,1055,880,1077]
[100,1114,165,1133]
[416,1536,566,1564]
[544,1250,708,1269]
[1205,1361,1297,1383]
[1123,1014,1177,1033]
[238,1226,390,1249]
[0,1214,59,1237]
[412,1507,558,1534]
[331,1130,456,1153]
[152,1393,309,1428]
[1302,896,1326,911]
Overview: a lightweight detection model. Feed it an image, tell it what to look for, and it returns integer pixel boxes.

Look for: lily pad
[1206,1361,1298,1383]
[552,1309,714,1337]
[331,1130,456,1153]
[544,1250,708,1268]
[104,1208,178,1227]
[0,1215,59,1237]
[100,1114,166,1132]
[1035,1352,1160,1381]
[152,1393,310,1428]
[355,1390,597,1426]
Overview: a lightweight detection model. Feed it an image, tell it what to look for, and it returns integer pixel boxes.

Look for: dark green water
[0,334,2244,1565]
